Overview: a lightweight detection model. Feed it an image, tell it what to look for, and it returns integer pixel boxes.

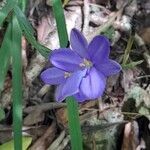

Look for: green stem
[52,0,83,149]
[66,98,83,150]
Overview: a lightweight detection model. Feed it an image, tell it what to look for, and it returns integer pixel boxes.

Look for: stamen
[79,58,92,68]
[64,72,71,78]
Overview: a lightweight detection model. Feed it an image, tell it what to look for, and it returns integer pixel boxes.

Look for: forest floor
[0,0,150,149]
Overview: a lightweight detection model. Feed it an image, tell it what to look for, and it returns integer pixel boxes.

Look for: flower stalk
[52,0,83,149]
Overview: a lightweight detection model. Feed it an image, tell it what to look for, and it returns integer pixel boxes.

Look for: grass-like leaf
[122,35,134,65]
[52,0,68,48]
[14,6,50,58]
[122,60,144,69]
[13,5,34,34]
[11,15,23,150]
[0,23,12,93]
[0,0,16,26]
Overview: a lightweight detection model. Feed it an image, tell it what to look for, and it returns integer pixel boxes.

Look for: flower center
[80,58,93,68]
[64,72,71,78]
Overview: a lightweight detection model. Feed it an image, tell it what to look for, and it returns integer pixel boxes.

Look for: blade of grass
[14,6,50,58]
[11,15,22,150]
[13,5,34,34]
[0,23,12,93]
[18,0,27,12]
[52,0,83,150]
[52,0,68,48]
[122,34,134,65]
[0,0,16,26]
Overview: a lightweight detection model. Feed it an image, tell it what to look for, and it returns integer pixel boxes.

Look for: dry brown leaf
[24,102,66,114]
[30,121,56,150]
[80,100,97,111]
[55,108,68,128]
[47,130,65,150]
[37,16,52,43]
[23,110,45,126]
[121,122,139,150]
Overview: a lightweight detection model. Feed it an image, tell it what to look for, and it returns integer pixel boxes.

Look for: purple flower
[41,28,121,102]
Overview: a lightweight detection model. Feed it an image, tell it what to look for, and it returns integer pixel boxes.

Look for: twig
[30,121,56,150]
[24,102,66,114]
[83,0,90,35]
[37,85,51,97]
[56,135,70,150]
[48,130,66,150]
[133,75,150,80]
[80,105,121,125]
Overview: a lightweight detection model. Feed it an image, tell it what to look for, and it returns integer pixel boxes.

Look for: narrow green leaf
[67,98,83,150]
[52,0,68,47]
[0,23,12,93]
[122,60,144,69]
[14,6,50,58]
[13,5,34,34]
[18,0,27,12]
[122,34,134,65]
[52,0,83,150]
[11,15,23,150]
[0,0,16,26]
[23,29,50,58]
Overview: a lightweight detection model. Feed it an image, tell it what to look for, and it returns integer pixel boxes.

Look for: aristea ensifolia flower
[41,28,121,102]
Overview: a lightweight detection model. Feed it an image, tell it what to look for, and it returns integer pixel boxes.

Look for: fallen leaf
[23,110,45,125]
[0,136,32,150]
[30,121,56,150]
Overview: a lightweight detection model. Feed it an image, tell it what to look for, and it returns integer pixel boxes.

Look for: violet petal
[70,28,89,58]
[55,69,87,102]
[74,91,88,102]
[95,59,121,76]
[88,35,110,64]
[80,67,106,99]
[55,84,64,102]
[40,67,66,85]
[51,48,82,72]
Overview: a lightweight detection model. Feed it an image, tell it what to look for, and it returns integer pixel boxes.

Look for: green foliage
[122,60,144,69]
[14,6,50,58]
[0,136,32,150]
[0,23,11,93]
[52,0,68,47]
[0,0,16,26]
[0,1,51,150]
[101,26,115,40]
[11,15,23,150]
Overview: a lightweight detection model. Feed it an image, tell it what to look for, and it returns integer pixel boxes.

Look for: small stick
[24,102,66,114]
[47,130,65,150]
[83,0,90,35]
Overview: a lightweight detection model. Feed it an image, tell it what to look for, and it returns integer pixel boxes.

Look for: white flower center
[64,72,71,78]
[79,58,93,68]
